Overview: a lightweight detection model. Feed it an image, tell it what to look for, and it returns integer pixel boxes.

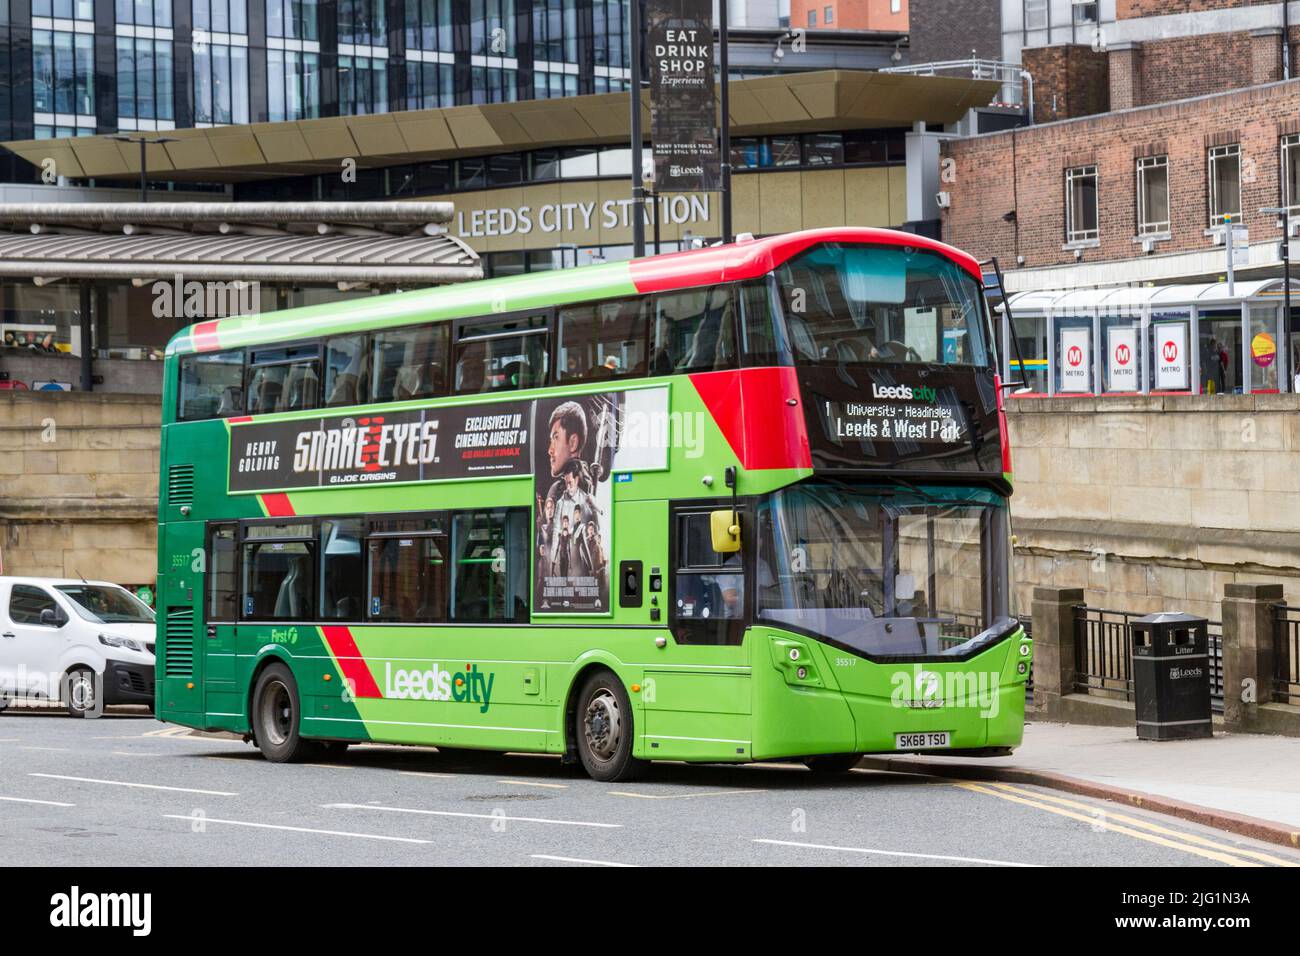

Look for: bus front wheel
[252,663,313,763]
[575,672,645,783]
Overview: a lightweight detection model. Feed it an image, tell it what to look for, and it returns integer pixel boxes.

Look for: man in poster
[535,395,620,612]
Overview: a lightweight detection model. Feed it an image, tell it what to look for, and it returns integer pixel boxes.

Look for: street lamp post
[110,134,180,202]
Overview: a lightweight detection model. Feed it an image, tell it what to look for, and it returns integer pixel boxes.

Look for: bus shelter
[1000,280,1300,397]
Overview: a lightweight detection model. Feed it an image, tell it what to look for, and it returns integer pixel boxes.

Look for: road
[2,707,1297,867]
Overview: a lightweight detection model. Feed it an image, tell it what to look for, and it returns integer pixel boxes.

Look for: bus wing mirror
[710,509,741,553]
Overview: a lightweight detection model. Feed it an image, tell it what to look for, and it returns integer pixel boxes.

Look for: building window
[1071,0,1098,24]
[1136,155,1170,236]
[1024,0,1047,31]
[407,61,454,109]
[194,40,250,125]
[339,0,385,46]
[194,0,247,33]
[33,27,95,128]
[115,0,172,27]
[116,38,176,121]
[405,0,453,52]
[267,0,318,40]
[593,0,630,90]
[339,55,388,114]
[1065,165,1099,243]
[1282,134,1300,215]
[1208,144,1242,225]
[268,49,320,120]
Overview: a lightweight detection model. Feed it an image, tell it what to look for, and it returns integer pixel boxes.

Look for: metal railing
[880,57,1026,108]
[1073,606,1224,713]
[1275,605,1300,705]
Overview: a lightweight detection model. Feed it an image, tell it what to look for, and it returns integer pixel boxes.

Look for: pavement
[3,707,1300,867]
[860,720,1300,848]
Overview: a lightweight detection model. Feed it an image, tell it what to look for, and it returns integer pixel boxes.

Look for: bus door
[642,503,752,760]
[202,523,240,715]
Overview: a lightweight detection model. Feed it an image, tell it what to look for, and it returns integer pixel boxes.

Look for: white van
[0,577,157,717]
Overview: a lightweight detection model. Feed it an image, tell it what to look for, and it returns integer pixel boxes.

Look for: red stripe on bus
[627,227,983,293]
[191,320,221,352]
[320,626,383,699]
[260,492,296,517]
[689,366,812,471]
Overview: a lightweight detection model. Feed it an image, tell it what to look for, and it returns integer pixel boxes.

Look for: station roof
[2,70,1001,183]
[0,202,481,285]
[1004,278,1300,313]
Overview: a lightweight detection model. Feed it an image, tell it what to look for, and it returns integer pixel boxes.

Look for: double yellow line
[957,781,1297,867]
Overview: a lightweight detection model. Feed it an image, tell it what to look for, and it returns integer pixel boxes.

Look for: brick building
[1005,0,1299,123]
[794,0,909,30]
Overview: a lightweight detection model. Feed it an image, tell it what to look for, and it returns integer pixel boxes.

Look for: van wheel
[63,667,97,719]
[575,671,645,783]
[803,753,863,774]
[251,663,313,763]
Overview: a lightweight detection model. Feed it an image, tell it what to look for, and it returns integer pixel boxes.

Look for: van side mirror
[39,608,64,628]
[710,509,741,553]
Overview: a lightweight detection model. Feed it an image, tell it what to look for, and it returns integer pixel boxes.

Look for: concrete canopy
[2,71,1001,183]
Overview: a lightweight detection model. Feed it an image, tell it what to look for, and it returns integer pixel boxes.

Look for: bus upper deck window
[246,345,320,415]
[371,324,448,404]
[179,349,244,420]
[454,314,549,394]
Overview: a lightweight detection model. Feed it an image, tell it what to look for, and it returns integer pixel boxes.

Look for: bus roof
[166,226,982,358]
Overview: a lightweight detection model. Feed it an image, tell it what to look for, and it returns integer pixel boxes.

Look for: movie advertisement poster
[533,393,620,614]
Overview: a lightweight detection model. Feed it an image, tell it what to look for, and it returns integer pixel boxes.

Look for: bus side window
[651,286,738,374]
[246,345,320,415]
[319,518,364,619]
[449,509,529,623]
[371,324,447,404]
[367,515,448,623]
[557,298,648,381]
[207,523,238,622]
[241,522,315,620]
[179,349,245,420]
[670,509,746,646]
[324,334,372,407]
[454,314,549,394]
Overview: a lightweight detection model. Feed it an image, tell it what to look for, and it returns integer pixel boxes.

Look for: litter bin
[1131,612,1212,741]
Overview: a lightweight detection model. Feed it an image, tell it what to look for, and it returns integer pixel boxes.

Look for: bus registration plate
[894,731,951,750]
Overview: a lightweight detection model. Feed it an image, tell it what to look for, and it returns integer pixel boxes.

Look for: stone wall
[1008,393,1300,622]
[0,391,159,587]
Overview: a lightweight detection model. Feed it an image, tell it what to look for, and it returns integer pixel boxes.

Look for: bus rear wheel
[575,671,645,783]
[803,753,863,774]
[252,663,313,763]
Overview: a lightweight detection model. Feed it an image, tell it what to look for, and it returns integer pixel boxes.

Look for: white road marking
[399,771,456,779]
[608,788,766,800]
[497,779,568,789]
[29,773,237,797]
[163,814,431,844]
[0,795,75,807]
[323,802,621,829]
[531,854,636,867]
[754,838,1040,867]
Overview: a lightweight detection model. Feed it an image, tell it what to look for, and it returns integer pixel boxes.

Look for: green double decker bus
[156,227,1030,781]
